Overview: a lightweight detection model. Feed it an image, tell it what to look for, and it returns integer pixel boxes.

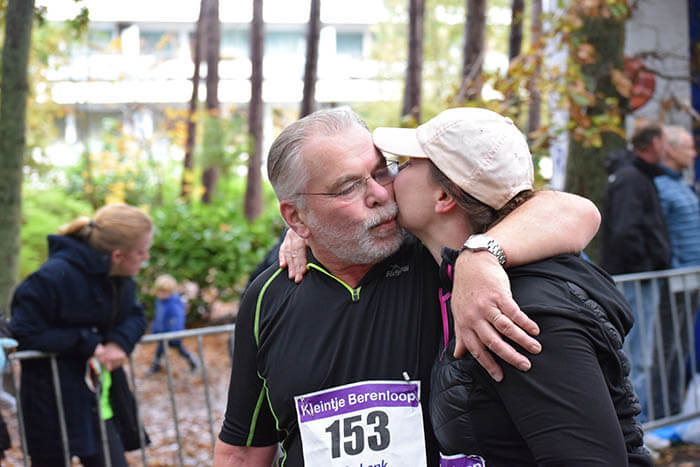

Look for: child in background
[148,274,198,374]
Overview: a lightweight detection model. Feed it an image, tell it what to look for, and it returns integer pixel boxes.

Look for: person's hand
[93,341,127,371]
[451,250,541,382]
[278,229,308,283]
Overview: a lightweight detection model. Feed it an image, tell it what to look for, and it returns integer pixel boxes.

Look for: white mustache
[365,202,398,229]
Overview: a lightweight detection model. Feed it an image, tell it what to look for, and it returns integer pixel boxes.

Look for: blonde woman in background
[10,203,153,467]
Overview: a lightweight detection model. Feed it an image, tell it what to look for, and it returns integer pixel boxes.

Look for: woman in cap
[373,107,651,466]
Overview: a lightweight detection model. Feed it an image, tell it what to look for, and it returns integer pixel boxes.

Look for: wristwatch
[461,234,507,266]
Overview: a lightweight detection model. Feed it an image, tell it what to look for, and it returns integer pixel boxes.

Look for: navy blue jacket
[10,235,146,457]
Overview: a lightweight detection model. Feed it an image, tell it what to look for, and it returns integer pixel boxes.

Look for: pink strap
[438,264,454,354]
[439,288,451,352]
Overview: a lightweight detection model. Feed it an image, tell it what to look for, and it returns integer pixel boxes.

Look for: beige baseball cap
[373,107,534,209]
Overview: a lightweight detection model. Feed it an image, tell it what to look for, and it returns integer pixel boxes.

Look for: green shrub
[141,177,285,323]
[19,187,93,278]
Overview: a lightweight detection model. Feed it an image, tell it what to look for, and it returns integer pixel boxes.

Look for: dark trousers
[31,418,127,467]
[650,288,697,419]
[152,339,196,368]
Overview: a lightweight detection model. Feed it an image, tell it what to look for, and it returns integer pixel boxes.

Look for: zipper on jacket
[308,264,362,302]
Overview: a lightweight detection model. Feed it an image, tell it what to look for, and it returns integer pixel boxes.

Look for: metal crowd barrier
[6,324,235,467]
[6,267,700,463]
[613,266,700,433]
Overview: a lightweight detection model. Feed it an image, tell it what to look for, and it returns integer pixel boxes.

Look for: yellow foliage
[105,192,125,205]
[575,44,596,64]
[610,68,631,98]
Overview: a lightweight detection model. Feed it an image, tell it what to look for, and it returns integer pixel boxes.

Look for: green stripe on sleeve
[246,386,268,446]
[254,268,284,346]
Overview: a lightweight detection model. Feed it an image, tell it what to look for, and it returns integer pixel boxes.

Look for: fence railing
[6,267,700,463]
[7,324,235,467]
[613,266,700,433]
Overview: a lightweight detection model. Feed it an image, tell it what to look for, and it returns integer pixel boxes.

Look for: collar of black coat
[47,234,112,275]
[632,155,666,178]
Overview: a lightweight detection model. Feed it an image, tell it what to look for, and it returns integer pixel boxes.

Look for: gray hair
[665,125,689,148]
[267,107,369,204]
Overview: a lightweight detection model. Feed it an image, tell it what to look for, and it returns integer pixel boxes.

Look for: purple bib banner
[296,381,420,423]
[440,454,486,467]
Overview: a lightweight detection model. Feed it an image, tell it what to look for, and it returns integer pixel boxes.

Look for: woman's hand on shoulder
[451,250,541,381]
[278,229,308,283]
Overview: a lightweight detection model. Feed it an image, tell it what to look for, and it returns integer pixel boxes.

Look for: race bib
[295,380,427,466]
[440,453,486,467]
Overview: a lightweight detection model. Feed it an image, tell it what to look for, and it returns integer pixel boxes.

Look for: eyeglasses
[298,164,397,202]
[395,157,411,172]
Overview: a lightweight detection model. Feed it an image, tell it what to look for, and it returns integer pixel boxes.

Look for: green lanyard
[99,365,113,420]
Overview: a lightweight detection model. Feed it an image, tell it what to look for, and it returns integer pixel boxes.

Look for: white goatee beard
[306,202,403,265]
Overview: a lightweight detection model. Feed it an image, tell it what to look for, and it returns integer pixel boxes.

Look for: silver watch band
[461,234,507,266]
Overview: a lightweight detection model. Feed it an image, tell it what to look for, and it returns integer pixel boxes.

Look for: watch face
[466,235,489,249]
[464,234,506,265]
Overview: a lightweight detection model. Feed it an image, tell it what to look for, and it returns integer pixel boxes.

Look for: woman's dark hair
[428,162,534,233]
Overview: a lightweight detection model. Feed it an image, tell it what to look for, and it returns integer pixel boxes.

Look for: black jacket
[10,235,146,457]
[431,251,651,466]
[601,155,671,274]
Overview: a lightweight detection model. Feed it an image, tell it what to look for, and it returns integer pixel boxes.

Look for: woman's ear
[435,189,458,214]
[111,249,123,266]
[108,249,124,275]
[280,200,311,239]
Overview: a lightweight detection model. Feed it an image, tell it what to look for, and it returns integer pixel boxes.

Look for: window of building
[141,31,178,57]
[87,29,115,53]
[221,29,249,59]
[336,32,363,58]
[265,31,305,57]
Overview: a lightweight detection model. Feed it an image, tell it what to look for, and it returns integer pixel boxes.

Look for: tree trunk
[459,0,486,102]
[201,0,221,203]
[565,15,627,262]
[300,0,320,118]
[527,0,542,137]
[508,0,524,62]
[181,0,204,199]
[0,0,34,312]
[245,0,264,221]
[402,0,424,122]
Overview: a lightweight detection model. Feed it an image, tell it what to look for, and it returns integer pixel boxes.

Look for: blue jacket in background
[655,166,700,268]
[151,293,186,333]
[10,234,146,458]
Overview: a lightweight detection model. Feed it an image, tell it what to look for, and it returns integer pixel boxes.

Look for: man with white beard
[214,108,601,467]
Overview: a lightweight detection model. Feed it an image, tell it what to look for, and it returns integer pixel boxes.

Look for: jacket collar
[632,155,666,178]
[48,234,112,275]
[660,164,683,179]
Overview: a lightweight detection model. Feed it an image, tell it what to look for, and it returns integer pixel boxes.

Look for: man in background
[601,121,672,422]
[652,125,700,418]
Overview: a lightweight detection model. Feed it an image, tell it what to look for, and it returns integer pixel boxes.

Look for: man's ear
[280,200,311,239]
[435,189,458,214]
